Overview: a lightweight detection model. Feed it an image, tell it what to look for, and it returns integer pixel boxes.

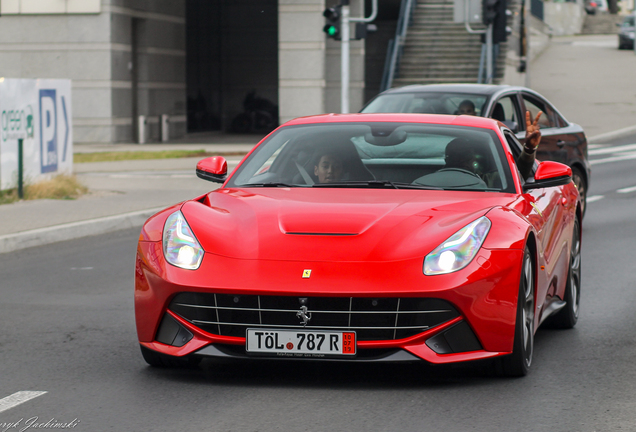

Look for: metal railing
[380,0,417,92]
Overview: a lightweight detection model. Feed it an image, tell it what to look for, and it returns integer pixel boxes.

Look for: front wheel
[497,246,535,377]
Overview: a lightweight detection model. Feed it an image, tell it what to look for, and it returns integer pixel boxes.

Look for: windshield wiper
[245,182,300,187]
[312,181,442,190]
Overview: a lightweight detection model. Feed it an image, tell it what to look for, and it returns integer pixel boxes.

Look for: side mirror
[523,161,572,191]
[196,156,228,183]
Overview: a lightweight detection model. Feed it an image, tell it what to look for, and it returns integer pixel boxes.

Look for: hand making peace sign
[524,110,543,153]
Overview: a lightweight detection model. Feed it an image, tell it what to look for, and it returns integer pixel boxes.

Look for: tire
[140,345,201,368]
[548,217,581,329]
[497,247,535,377]
[571,167,587,219]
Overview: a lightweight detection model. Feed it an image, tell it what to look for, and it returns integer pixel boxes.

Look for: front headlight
[163,211,204,270]
[423,216,491,275]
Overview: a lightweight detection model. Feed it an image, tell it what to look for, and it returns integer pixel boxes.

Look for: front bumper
[135,241,523,364]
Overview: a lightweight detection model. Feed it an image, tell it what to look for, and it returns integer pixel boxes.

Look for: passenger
[314,152,344,183]
[457,100,477,116]
[518,110,543,179]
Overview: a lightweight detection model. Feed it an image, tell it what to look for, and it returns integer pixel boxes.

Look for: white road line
[586,195,605,203]
[590,152,636,166]
[588,143,636,156]
[617,185,636,194]
[0,391,47,414]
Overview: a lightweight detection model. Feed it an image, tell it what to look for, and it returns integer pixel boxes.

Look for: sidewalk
[528,34,636,141]
[0,140,259,253]
[2,34,636,253]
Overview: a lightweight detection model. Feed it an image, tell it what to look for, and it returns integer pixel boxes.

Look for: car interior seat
[491,103,506,122]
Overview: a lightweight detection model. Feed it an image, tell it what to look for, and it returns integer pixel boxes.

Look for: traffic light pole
[485,24,493,84]
[462,0,493,84]
[341,3,350,113]
[337,0,378,113]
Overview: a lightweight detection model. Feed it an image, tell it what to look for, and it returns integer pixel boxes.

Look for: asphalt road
[1,143,636,432]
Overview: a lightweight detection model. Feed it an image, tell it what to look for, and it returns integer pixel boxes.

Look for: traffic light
[323,6,341,40]
[482,0,498,26]
[492,0,509,43]
[354,22,378,40]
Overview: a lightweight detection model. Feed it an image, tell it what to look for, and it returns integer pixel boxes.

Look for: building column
[278,0,327,124]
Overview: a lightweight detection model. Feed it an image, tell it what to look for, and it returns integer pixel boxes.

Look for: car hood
[181,188,518,262]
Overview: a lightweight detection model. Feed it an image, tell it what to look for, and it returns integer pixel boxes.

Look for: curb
[0,207,164,254]
[588,125,636,144]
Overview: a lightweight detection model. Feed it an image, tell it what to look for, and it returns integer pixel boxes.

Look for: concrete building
[0,0,385,144]
[0,0,553,144]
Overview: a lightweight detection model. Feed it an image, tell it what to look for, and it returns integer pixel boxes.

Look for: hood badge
[302,269,312,278]
[297,298,311,326]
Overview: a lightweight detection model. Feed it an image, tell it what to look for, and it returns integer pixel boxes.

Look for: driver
[445,110,543,184]
[314,152,344,183]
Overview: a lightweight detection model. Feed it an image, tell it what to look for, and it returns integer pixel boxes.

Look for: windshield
[362,92,489,117]
[226,122,514,192]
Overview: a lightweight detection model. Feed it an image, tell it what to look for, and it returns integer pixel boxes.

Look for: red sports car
[135,113,582,376]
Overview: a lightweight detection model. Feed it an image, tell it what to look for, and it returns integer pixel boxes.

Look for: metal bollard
[138,115,147,144]
[161,114,169,143]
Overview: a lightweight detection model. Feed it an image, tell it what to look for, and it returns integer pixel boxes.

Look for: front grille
[169,293,459,341]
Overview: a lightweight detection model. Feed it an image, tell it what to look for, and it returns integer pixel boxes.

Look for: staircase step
[391,0,509,85]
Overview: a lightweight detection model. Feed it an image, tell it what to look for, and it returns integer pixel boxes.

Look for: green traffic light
[323,23,339,38]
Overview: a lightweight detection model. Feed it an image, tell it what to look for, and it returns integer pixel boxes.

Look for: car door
[504,130,568,302]
[518,93,569,165]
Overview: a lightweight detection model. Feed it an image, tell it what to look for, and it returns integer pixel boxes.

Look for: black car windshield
[226,122,515,192]
[361,92,489,117]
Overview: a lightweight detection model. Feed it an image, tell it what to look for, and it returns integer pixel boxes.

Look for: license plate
[246,329,356,358]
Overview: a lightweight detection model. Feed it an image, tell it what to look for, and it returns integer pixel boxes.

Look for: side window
[491,95,520,131]
[522,95,557,129]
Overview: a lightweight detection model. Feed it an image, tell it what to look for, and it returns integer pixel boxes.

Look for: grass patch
[0,174,89,205]
[74,149,246,163]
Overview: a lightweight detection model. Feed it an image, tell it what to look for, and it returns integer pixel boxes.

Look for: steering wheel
[437,168,482,180]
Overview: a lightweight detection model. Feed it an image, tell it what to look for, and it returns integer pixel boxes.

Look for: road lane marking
[586,195,604,203]
[617,185,636,194]
[590,151,636,166]
[588,143,636,156]
[0,391,47,414]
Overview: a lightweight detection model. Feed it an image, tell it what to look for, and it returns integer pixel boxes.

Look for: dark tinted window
[521,95,557,129]
[491,95,521,131]
[362,93,488,116]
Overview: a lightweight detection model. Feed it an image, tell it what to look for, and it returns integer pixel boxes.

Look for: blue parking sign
[39,89,58,173]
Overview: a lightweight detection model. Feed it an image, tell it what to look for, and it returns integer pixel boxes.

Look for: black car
[361,84,591,215]
[618,15,635,50]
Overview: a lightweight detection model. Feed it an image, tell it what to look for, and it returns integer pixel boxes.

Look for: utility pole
[323,0,378,113]
[341,1,350,113]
